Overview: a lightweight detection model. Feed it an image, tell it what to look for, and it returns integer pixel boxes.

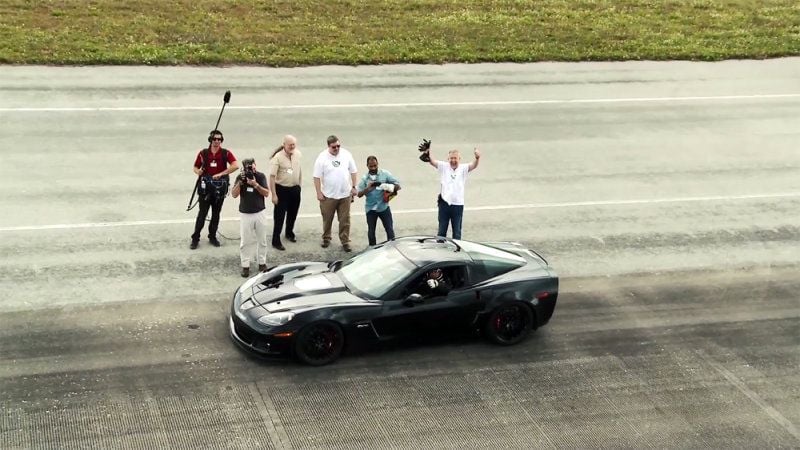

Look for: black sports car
[229,236,558,365]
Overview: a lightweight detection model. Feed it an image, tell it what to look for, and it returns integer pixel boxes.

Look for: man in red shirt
[191,130,240,249]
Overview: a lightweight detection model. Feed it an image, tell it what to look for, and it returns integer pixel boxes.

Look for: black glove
[418,138,431,162]
[418,139,431,152]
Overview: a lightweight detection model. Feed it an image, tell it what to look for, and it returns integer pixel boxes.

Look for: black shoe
[209,238,221,247]
[241,267,250,278]
[190,240,199,250]
[321,240,330,248]
[286,234,297,243]
[273,243,286,251]
[258,264,267,272]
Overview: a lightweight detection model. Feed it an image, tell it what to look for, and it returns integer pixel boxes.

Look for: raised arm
[418,139,438,168]
[468,148,481,172]
[427,151,439,168]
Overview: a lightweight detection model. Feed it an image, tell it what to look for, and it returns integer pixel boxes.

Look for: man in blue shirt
[356,156,401,246]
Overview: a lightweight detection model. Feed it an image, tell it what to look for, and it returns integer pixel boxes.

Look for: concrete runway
[1,60,799,448]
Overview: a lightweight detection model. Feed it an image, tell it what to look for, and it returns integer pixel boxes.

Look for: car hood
[243,270,369,313]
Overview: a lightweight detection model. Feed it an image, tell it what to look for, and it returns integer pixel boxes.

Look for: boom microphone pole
[214,90,232,131]
[186,90,232,211]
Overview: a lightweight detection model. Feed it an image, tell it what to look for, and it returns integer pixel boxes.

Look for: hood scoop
[251,273,346,307]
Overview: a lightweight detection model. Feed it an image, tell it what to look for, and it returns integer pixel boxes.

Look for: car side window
[404,266,467,298]
[469,259,521,284]
[448,266,467,289]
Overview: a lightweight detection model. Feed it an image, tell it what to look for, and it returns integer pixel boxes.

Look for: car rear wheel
[294,321,345,366]
[484,303,534,346]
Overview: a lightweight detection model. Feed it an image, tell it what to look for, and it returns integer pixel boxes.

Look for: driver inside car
[418,268,452,297]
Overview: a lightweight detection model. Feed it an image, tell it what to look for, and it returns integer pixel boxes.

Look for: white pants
[239,210,269,267]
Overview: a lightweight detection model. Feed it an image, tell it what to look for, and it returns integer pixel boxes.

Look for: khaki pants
[319,197,352,245]
[240,210,269,267]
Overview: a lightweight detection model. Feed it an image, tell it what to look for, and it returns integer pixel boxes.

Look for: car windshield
[337,246,416,298]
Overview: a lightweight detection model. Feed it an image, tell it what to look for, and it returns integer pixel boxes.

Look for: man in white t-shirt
[313,135,358,252]
[421,143,481,239]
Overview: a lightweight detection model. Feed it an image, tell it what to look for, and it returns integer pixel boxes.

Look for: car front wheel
[484,303,534,346]
[294,321,345,366]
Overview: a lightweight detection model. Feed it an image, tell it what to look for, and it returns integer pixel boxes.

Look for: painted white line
[1,192,798,233]
[2,93,799,112]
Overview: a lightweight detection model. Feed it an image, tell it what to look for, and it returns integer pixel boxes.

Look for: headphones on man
[208,130,224,143]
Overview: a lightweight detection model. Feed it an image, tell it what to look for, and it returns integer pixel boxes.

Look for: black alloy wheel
[484,303,534,346]
[294,321,345,366]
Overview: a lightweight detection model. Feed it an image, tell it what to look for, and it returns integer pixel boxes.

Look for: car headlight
[257,311,295,326]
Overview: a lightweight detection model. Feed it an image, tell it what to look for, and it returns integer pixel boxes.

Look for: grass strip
[1,0,799,65]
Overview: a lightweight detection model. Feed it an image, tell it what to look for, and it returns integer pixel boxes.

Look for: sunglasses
[330,144,340,149]
[212,137,223,141]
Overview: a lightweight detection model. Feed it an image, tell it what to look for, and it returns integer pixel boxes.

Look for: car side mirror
[403,293,424,306]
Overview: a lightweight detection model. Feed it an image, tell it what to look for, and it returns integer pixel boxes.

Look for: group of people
[190,131,481,277]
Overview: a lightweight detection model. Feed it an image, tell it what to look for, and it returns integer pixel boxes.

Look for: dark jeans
[366,207,395,246]
[273,184,301,245]
[192,197,224,241]
[437,196,464,240]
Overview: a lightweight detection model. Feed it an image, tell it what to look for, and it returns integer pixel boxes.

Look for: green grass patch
[1,0,798,65]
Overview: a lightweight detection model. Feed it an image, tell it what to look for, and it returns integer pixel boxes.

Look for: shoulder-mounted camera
[240,158,256,182]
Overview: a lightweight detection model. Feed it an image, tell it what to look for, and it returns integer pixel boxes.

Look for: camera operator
[356,156,401,246]
[191,130,239,249]
[231,158,270,278]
